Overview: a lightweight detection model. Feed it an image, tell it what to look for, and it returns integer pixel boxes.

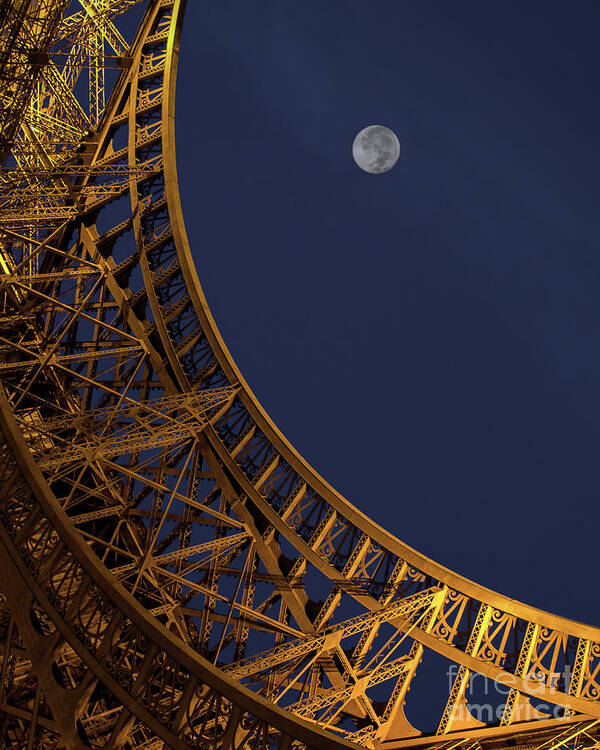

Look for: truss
[0,2,598,749]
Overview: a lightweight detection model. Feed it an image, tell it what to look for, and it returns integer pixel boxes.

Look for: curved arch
[162,0,599,643]
[1,1,599,747]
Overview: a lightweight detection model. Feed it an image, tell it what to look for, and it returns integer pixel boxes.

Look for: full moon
[352,125,400,174]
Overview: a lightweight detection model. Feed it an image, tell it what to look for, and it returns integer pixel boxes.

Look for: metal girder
[226,588,443,680]
[0,0,599,748]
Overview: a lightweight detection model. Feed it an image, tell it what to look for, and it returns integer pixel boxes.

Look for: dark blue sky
[178,2,600,625]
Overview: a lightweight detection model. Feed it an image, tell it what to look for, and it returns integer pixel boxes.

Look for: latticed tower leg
[1,2,600,749]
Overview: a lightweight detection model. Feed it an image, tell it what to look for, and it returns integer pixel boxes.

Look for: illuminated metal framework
[0,2,598,749]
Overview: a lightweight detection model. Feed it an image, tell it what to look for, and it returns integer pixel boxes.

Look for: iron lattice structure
[0,2,598,749]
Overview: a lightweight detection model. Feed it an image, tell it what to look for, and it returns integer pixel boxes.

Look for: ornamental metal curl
[0,2,598,749]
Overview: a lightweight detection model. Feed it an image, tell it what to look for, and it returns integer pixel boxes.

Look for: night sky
[177,2,600,628]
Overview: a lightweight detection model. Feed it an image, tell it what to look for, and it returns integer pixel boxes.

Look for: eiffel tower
[0,2,598,749]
